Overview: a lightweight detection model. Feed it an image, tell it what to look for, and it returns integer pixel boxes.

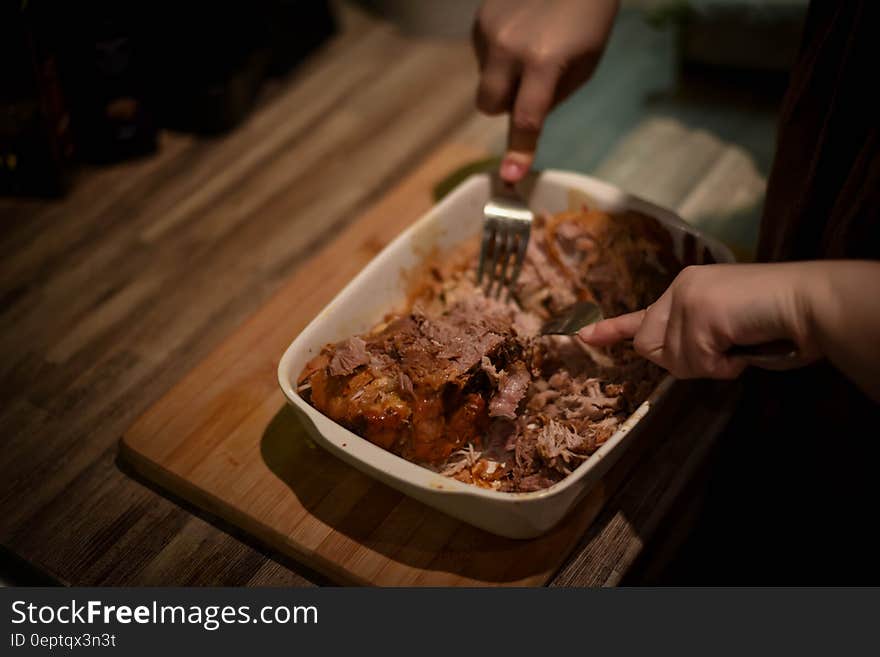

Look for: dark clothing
[674,0,880,583]
[759,1,880,262]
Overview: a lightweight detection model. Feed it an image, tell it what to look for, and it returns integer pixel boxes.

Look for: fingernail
[500,159,526,181]
[577,324,596,341]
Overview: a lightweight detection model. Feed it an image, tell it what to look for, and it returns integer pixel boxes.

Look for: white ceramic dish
[278,170,734,539]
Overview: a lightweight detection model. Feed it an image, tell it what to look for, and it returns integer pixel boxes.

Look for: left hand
[472,0,620,182]
[578,263,823,379]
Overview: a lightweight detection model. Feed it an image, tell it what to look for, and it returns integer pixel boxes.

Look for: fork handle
[727,339,800,365]
[615,337,800,367]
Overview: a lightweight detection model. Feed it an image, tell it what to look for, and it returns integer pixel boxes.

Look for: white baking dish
[278,170,733,539]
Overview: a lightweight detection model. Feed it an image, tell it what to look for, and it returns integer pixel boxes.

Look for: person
[473,0,880,582]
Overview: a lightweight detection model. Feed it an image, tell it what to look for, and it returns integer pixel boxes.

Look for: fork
[478,177,534,298]
[542,300,800,366]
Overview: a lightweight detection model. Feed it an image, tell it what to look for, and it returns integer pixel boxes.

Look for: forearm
[802,260,880,401]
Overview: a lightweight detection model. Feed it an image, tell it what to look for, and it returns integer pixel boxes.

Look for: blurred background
[3,0,806,256]
[1,0,807,585]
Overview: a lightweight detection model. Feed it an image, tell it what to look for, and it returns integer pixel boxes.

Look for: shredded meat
[298,206,681,491]
[328,337,370,376]
[489,361,531,420]
[535,420,592,474]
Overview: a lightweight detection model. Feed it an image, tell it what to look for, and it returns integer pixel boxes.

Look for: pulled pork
[298,206,681,491]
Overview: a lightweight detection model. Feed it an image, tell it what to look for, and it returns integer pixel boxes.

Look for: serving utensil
[478,178,533,298]
[540,300,605,336]
[541,300,799,365]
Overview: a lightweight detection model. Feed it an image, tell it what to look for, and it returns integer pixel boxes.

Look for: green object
[644,1,693,28]
[433,156,501,201]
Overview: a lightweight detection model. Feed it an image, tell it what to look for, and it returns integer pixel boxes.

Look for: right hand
[473,0,620,182]
[577,263,823,380]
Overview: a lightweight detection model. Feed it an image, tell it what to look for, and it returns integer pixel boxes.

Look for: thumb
[578,310,646,347]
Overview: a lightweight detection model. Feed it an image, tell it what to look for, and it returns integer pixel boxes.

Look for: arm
[578,261,880,401]
[806,260,880,400]
[473,0,620,182]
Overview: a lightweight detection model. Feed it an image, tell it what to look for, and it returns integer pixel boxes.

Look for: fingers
[578,288,747,380]
[581,263,814,381]
[472,0,618,184]
[635,288,741,379]
[708,354,748,379]
[663,287,693,375]
[676,320,748,380]
[644,278,748,380]
[633,295,671,363]
[501,62,561,182]
[578,309,645,346]
[475,49,519,116]
[500,153,531,182]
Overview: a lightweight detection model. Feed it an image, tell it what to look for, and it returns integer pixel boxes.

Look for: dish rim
[278,169,733,503]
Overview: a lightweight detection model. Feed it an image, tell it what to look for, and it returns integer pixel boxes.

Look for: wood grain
[0,3,758,585]
[120,141,739,586]
[118,144,618,586]
[0,4,488,586]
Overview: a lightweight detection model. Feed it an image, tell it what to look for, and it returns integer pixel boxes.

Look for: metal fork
[478,178,534,298]
[541,300,800,366]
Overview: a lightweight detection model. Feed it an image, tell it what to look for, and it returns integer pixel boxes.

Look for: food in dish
[297,206,683,492]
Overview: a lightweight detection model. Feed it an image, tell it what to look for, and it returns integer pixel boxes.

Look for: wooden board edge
[117,437,379,586]
[118,437,563,587]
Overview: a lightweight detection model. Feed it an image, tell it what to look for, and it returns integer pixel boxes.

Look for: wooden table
[0,4,764,586]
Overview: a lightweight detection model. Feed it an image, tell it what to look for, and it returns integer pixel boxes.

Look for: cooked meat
[298,205,680,491]
[489,360,531,420]
[305,298,528,463]
[535,420,593,474]
[328,337,370,376]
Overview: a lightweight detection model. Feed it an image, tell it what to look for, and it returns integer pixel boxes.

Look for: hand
[473,0,619,182]
[578,263,824,379]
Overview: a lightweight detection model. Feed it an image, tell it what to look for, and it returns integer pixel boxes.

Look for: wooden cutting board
[120,142,685,586]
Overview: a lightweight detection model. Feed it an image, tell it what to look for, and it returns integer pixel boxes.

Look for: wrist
[791,262,834,358]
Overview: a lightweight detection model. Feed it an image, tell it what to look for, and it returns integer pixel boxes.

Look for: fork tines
[478,196,533,299]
